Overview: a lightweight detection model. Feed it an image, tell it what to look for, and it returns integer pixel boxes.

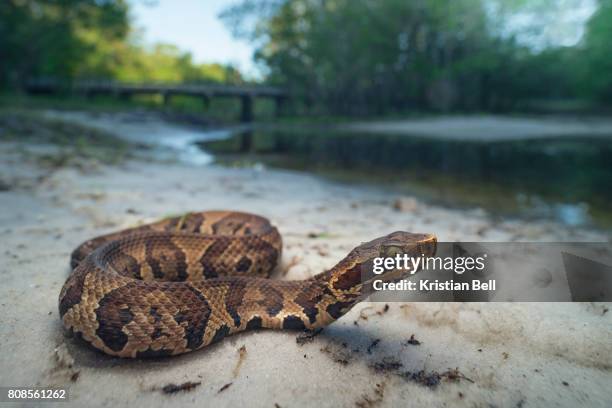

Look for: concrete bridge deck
[25,79,288,122]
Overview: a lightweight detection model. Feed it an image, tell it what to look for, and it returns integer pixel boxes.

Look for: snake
[59,211,436,358]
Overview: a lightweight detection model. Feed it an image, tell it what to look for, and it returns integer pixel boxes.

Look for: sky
[129,0,257,76]
[496,0,596,50]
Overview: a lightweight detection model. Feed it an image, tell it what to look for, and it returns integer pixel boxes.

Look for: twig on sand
[232,345,247,378]
[217,382,233,393]
[161,381,201,394]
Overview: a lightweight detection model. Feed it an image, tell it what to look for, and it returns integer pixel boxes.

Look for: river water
[199,127,612,228]
[45,111,612,228]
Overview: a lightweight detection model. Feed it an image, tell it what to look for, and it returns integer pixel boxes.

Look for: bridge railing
[25,78,286,98]
[24,78,288,122]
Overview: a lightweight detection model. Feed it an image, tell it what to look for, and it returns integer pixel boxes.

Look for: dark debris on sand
[217,382,233,393]
[161,381,201,394]
[296,328,323,345]
[369,357,474,389]
[367,339,381,354]
[402,334,421,346]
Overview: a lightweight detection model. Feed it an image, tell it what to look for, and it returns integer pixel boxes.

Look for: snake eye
[383,245,402,257]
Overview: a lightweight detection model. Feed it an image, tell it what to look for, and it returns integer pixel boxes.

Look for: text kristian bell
[373,279,496,291]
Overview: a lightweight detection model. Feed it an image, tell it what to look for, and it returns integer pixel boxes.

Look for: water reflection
[199,128,612,228]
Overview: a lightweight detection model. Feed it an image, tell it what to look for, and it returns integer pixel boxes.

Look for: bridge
[25,79,288,123]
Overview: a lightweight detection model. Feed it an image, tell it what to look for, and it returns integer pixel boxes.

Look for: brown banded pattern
[59,211,436,357]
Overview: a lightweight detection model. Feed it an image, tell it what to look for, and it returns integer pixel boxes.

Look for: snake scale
[59,211,436,358]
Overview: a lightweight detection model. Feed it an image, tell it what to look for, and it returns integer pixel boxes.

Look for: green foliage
[1,0,610,112]
[0,0,129,85]
[577,0,612,102]
[77,40,244,84]
[0,0,243,89]
[222,0,612,113]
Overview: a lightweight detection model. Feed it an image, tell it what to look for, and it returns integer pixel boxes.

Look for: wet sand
[0,112,611,407]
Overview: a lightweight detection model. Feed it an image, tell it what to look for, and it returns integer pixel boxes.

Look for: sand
[0,112,611,407]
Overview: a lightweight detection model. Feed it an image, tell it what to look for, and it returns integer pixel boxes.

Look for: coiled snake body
[59,211,436,358]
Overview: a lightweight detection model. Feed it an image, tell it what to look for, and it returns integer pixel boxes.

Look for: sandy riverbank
[0,111,611,407]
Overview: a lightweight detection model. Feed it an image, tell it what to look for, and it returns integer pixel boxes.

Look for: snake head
[377,231,436,257]
[322,231,437,301]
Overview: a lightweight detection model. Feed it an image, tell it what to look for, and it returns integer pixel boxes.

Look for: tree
[222,0,611,113]
[220,0,533,113]
[578,0,612,102]
[0,0,129,88]
[0,0,243,89]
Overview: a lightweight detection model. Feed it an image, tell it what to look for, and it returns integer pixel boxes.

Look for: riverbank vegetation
[1,0,611,117]
[0,1,243,88]
[221,0,612,114]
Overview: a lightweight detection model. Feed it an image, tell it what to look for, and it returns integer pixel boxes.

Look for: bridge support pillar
[202,95,210,109]
[240,95,254,123]
[162,92,171,107]
[239,130,253,152]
